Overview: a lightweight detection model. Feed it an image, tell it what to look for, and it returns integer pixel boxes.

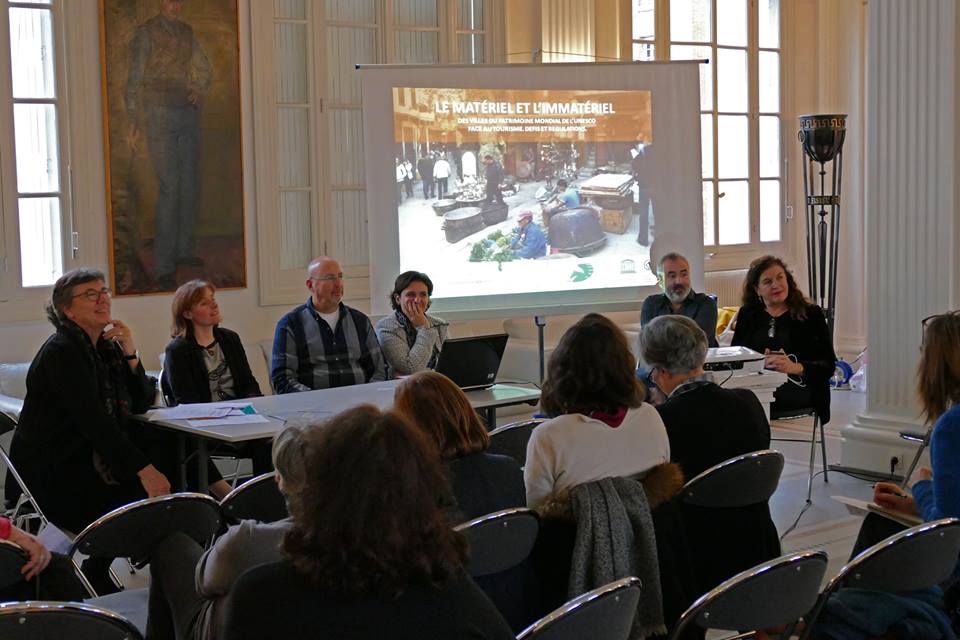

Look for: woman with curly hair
[732,255,837,423]
[394,370,524,521]
[222,405,514,640]
[524,313,670,507]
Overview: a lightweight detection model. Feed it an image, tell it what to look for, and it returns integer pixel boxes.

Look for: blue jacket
[511,223,547,259]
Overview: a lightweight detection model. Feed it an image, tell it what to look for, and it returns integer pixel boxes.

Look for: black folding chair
[487,419,544,468]
[801,517,960,639]
[0,601,143,640]
[220,472,288,524]
[517,576,642,640]
[454,507,539,578]
[0,539,28,591]
[676,450,785,508]
[668,550,828,640]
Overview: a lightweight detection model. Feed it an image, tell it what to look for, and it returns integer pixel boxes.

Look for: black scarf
[60,320,134,423]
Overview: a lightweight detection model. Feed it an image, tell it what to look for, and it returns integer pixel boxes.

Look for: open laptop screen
[434,334,509,390]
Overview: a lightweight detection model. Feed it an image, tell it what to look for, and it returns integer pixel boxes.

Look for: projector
[704,346,765,375]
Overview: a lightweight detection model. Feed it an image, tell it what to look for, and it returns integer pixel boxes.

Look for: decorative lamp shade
[798,114,847,163]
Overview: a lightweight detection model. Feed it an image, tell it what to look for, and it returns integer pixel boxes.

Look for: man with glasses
[271,257,386,393]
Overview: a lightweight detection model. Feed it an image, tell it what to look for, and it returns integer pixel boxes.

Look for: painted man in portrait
[125,0,212,290]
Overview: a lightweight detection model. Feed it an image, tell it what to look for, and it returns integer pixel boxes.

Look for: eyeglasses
[72,287,111,302]
[921,309,960,345]
[310,274,343,283]
[644,366,659,389]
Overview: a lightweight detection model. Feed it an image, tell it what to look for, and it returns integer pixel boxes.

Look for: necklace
[768,316,776,339]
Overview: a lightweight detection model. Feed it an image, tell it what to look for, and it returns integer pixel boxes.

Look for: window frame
[632,0,790,271]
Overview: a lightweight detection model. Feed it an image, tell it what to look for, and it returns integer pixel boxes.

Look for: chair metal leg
[818,416,829,483]
[900,437,929,489]
[806,416,827,503]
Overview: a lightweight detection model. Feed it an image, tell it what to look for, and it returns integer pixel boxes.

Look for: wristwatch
[123,351,140,361]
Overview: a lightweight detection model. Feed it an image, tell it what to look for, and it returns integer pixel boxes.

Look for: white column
[840,0,960,473]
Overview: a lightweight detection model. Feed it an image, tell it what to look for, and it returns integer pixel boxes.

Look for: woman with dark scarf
[375,271,448,378]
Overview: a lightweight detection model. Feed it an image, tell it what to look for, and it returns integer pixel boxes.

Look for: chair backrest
[517,576,642,640]
[454,507,539,578]
[220,472,288,524]
[487,419,544,467]
[0,539,28,590]
[676,450,785,508]
[158,367,175,407]
[69,493,222,562]
[669,550,828,640]
[802,517,960,639]
[0,601,143,640]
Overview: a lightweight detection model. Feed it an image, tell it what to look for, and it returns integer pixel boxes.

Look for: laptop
[434,333,509,391]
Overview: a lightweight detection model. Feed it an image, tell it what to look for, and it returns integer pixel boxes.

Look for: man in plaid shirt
[271,257,386,393]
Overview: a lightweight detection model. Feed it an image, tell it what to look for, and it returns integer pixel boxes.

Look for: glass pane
[325,0,377,22]
[394,30,439,63]
[759,0,780,48]
[717,115,748,179]
[275,0,305,19]
[716,0,747,46]
[633,0,655,40]
[458,0,484,30]
[394,0,438,27]
[632,41,656,62]
[759,50,780,112]
[671,0,711,42]
[457,33,485,64]
[701,114,713,178]
[718,180,749,245]
[9,7,55,99]
[14,103,59,193]
[18,197,62,287]
[279,191,312,269]
[717,48,747,112]
[11,0,51,4]
[671,45,712,110]
[760,180,781,242]
[275,22,307,104]
[759,115,780,178]
[327,26,377,103]
[328,108,365,186]
[277,107,310,187]
[702,181,715,246]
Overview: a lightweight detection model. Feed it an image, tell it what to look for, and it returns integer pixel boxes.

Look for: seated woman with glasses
[640,314,779,593]
[375,271,448,377]
[524,313,670,508]
[732,255,837,424]
[6,268,176,591]
[394,370,524,522]
[222,405,515,640]
[164,280,271,482]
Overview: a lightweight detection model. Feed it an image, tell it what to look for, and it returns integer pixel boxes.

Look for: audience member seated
[375,271,448,377]
[732,255,837,423]
[814,311,960,639]
[524,313,670,508]
[221,405,515,640]
[144,421,310,640]
[394,370,524,522]
[271,256,385,393]
[640,315,780,592]
[165,280,272,480]
[0,516,88,602]
[640,252,718,348]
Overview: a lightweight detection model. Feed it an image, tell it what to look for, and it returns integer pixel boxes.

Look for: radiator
[704,269,747,308]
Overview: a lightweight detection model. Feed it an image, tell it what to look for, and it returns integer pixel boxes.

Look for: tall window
[633,0,782,253]
[0,0,67,290]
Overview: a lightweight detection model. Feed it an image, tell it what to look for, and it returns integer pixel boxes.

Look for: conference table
[144,380,542,492]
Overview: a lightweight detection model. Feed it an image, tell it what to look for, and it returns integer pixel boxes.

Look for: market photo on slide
[392,87,659,299]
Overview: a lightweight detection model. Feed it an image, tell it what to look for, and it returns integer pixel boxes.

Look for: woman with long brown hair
[394,370,524,521]
[222,405,514,640]
[524,313,669,507]
[732,255,837,423]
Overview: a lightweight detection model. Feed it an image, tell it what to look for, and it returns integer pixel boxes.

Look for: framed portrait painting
[100,0,245,295]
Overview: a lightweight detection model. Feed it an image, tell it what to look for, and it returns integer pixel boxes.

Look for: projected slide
[392,87,658,300]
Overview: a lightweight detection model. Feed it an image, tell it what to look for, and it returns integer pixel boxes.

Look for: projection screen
[359,62,704,319]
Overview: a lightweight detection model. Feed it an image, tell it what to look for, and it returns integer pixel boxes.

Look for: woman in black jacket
[164,280,270,476]
[732,255,837,423]
[164,280,262,405]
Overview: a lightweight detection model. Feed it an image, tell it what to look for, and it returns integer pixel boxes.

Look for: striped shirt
[271,300,386,393]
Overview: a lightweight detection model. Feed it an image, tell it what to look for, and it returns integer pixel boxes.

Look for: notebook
[434,333,509,390]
